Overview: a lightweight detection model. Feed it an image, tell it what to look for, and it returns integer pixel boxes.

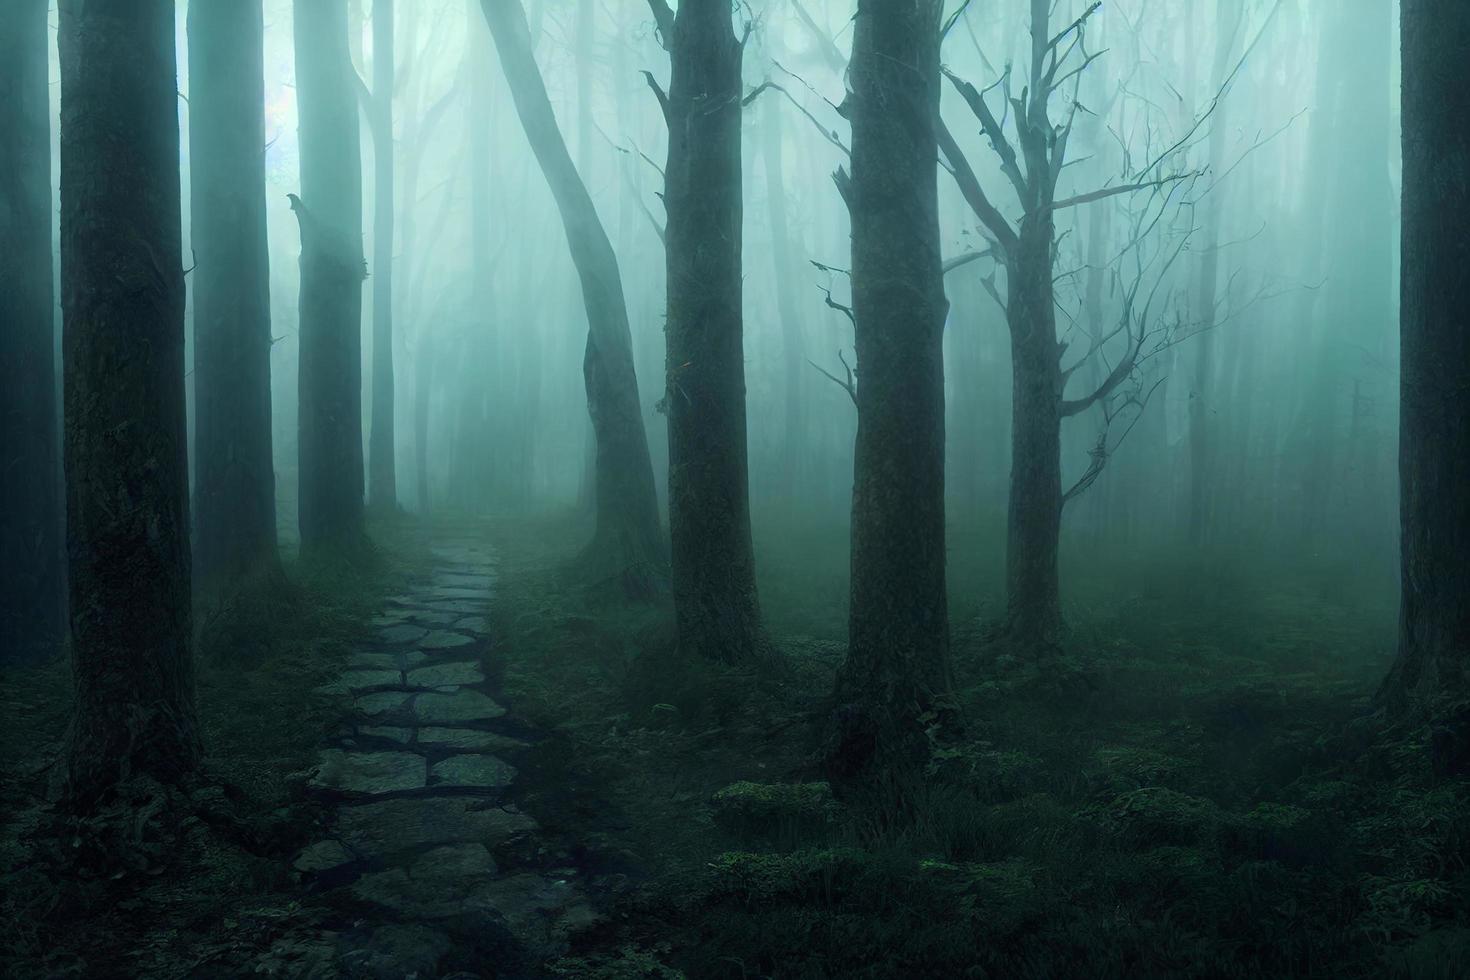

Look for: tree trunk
[0,0,64,666]
[188,0,283,601]
[660,0,765,663]
[1385,0,1470,773]
[762,94,809,508]
[831,0,953,792]
[58,0,202,806]
[367,0,398,511]
[1002,215,1064,651]
[479,0,662,582]
[294,0,367,556]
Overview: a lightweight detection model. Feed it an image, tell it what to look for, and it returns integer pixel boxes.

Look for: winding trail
[292,536,596,975]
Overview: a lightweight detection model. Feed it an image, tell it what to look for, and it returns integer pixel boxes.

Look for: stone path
[294,539,596,975]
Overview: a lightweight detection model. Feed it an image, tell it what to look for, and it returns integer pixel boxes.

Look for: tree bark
[479,0,663,582]
[0,0,64,666]
[1002,215,1064,649]
[59,0,202,806]
[1385,0,1470,771]
[367,0,398,511]
[188,0,283,600]
[294,0,367,556]
[659,0,765,663]
[831,0,953,791]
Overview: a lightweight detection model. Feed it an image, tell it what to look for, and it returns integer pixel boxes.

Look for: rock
[431,754,518,791]
[407,662,484,689]
[422,600,486,615]
[417,727,528,752]
[402,610,459,626]
[310,749,426,795]
[422,587,488,602]
[293,839,355,874]
[710,781,841,842]
[354,691,412,719]
[454,616,489,634]
[413,689,506,724]
[377,624,429,646]
[370,611,410,627]
[352,844,499,917]
[349,652,399,671]
[459,872,596,956]
[318,669,403,695]
[359,726,413,745]
[435,574,494,590]
[335,797,536,855]
[420,630,476,651]
[340,924,452,980]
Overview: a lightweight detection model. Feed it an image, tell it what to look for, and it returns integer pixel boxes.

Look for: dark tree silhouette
[645,0,766,663]
[0,0,63,666]
[1384,0,1470,775]
[294,0,368,556]
[189,0,283,599]
[829,0,954,792]
[479,0,663,587]
[58,0,202,806]
[364,0,399,513]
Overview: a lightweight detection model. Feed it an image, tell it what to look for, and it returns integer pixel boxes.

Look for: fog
[151,0,1397,576]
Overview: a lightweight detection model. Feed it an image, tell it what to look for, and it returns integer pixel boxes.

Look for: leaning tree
[479,0,663,588]
[58,0,202,806]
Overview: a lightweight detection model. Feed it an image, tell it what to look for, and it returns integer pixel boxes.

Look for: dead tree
[940,0,1195,652]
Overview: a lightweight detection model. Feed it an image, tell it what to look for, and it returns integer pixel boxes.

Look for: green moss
[1086,787,1222,847]
[709,781,841,844]
[1092,746,1198,792]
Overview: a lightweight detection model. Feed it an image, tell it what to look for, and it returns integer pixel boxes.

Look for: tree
[940,0,1190,651]
[364,0,398,512]
[58,0,202,806]
[643,0,766,663]
[294,0,368,555]
[1384,0,1470,774]
[828,0,954,791]
[479,0,663,586]
[0,0,63,666]
[189,0,284,600]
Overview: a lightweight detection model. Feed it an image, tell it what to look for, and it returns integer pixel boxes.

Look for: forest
[0,0,1466,977]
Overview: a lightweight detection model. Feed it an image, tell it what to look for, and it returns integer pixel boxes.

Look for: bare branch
[942,67,1028,200]
[1048,173,1195,212]
[936,117,1018,254]
[644,0,674,47]
[809,350,858,407]
[641,70,670,121]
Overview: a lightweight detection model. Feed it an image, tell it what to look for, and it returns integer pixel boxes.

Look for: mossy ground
[2,510,1465,978]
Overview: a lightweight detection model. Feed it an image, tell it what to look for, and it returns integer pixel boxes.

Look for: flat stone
[422,587,488,601]
[407,662,484,689]
[454,616,489,634]
[310,749,426,795]
[355,691,412,718]
[413,689,506,724]
[417,727,529,752]
[349,652,400,671]
[352,844,498,917]
[431,754,518,791]
[293,839,355,874]
[359,725,413,744]
[335,669,404,694]
[419,630,476,651]
[435,574,494,590]
[336,797,536,855]
[378,624,429,645]
[403,610,460,626]
[422,600,486,615]
[371,611,411,627]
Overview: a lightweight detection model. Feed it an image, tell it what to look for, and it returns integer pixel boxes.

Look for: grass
[475,508,1466,980]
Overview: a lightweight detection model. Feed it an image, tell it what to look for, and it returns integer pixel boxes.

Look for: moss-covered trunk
[831,0,953,790]
[661,0,764,662]
[0,0,63,666]
[58,0,202,806]
[1386,0,1470,761]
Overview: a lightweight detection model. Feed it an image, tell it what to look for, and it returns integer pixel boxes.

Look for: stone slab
[311,749,426,795]
[407,662,484,689]
[335,796,536,855]
[412,689,506,724]
[431,754,518,791]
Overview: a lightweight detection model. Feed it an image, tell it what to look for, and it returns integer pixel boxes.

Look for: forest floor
[2,511,1468,978]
